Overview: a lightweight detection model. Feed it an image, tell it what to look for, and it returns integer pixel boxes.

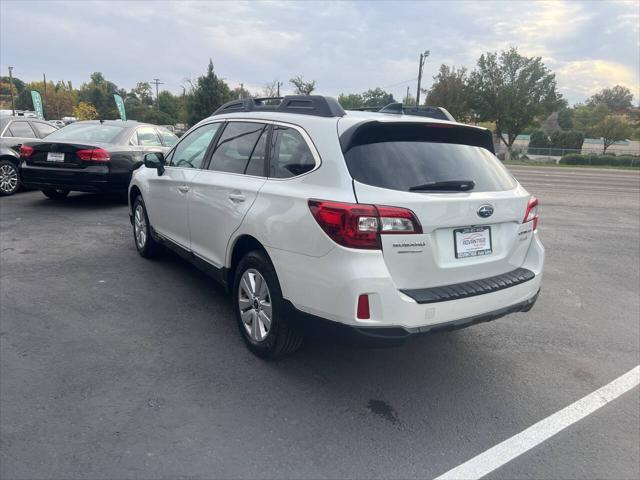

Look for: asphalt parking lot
[1,165,639,479]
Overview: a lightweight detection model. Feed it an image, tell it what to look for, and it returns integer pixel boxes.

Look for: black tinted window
[270,127,315,178]
[346,142,515,192]
[209,122,266,175]
[46,123,123,143]
[169,122,220,169]
[8,121,36,138]
[32,122,57,138]
[245,128,268,176]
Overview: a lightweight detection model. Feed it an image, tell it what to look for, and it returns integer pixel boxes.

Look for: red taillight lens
[357,294,370,319]
[77,148,111,163]
[19,145,34,158]
[523,196,539,231]
[308,199,422,250]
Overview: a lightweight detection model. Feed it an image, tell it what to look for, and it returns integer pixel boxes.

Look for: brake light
[19,145,34,158]
[308,199,422,250]
[77,148,111,163]
[523,196,539,231]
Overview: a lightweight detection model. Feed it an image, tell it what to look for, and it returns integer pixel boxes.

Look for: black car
[20,120,178,199]
[0,115,59,196]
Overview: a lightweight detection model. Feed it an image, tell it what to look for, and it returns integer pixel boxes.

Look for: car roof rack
[378,102,456,122]
[212,95,346,118]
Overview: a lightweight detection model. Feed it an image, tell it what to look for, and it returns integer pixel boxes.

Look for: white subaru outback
[128,96,544,358]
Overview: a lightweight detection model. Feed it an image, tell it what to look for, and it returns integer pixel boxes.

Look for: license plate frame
[46,152,65,163]
[454,226,492,259]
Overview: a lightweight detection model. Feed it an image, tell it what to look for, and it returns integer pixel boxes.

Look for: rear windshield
[345,142,516,192]
[46,123,124,144]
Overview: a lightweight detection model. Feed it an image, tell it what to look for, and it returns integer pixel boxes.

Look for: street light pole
[416,50,430,106]
[8,66,15,115]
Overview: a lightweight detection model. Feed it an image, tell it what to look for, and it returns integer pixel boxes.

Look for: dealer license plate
[47,152,65,162]
[454,226,492,258]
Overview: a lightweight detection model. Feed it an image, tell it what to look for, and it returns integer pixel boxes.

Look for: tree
[129,82,153,106]
[262,80,279,98]
[338,93,364,109]
[361,88,395,108]
[528,130,550,154]
[587,85,634,112]
[72,101,99,120]
[78,72,119,118]
[467,48,563,159]
[557,106,574,130]
[185,59,232,125]
[596,115,633,154]
[573,103,609,132]
[158,90,181,123]
[425,65,471,121]
[232,85,253,100]
[289,75,316,95]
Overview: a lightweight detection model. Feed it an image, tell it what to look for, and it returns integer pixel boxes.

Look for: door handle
[228,192,246,202]
[178,185,190,193]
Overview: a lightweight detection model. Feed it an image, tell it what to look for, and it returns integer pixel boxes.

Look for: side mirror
[144,152,165,176]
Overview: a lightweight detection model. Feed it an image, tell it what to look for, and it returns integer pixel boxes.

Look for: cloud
[0,0,638,105]
[556,60,640,100]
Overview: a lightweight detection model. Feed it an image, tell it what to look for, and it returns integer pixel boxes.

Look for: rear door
[188,121,268,268]
[342,121,533,289]
[145,122,222,249]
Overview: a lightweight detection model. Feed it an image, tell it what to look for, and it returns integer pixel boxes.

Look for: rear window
[343,123,516,193]
[46,123,124,143]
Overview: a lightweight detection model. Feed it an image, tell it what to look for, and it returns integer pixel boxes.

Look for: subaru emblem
[477,204,494,218]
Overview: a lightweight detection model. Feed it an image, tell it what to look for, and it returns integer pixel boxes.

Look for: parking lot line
[434,365,640,480]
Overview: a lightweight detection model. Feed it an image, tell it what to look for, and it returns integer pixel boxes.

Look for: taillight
[523,196,539,231]
[308,199,422,250]
[77,148,111,163]
[19,145,34,158]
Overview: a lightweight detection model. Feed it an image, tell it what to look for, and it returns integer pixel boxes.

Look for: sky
[1,0,638,106]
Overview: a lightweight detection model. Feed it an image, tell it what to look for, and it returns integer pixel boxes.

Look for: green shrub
[550,131,584,150]
[560,153,639,167]
[528,130,549,155]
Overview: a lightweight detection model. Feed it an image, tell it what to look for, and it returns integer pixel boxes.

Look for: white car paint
[129,105,544,334]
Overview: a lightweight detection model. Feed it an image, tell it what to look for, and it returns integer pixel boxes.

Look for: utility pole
[415,50,430,106]
[43,73,47,118]
[151,78,164,110]
[405,86,410,105]
[8,66,15,115]
[276,81,282,97]
[240,83,244,99]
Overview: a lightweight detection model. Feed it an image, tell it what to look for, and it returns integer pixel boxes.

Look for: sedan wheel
[134,204,147,250]
[0,162,19,196]
[238,269,273,342]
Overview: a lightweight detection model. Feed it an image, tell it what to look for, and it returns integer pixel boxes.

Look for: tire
[42,189,70,200]
[132,195,162,258]
[233,250,303,358]
[0,160,20,196]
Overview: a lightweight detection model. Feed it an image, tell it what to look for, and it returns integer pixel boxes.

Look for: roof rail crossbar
[378,103,456,122]
[212,95,346,118]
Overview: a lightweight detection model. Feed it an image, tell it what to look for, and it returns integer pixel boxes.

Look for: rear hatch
[340,120,535,289]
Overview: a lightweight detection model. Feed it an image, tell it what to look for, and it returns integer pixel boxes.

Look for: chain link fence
[495,144,640,167]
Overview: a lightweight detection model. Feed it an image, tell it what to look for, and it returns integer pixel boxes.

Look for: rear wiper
[408,180,476,192]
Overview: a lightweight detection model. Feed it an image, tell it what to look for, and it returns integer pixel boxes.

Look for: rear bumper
[20,163,124,193]
[285,290,539,346]
[268,231,544,331]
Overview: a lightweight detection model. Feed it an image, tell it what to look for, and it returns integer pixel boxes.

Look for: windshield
[345,141,516,193]
[46,123,124,143]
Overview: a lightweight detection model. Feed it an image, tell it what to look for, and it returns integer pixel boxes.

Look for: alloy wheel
[0,164,18,194]
[238,269,272,342]
[134,204,147,249]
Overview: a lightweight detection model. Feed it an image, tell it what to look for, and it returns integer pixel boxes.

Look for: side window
[169,122,221,169]
[244,128,268,176]
[157,128,178,147]
[32,122,57,138]
[8,121,36,138]
[129,130,139,146]
[137,127,162,147]
[270,127,316,178]
[209,122,266,175]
